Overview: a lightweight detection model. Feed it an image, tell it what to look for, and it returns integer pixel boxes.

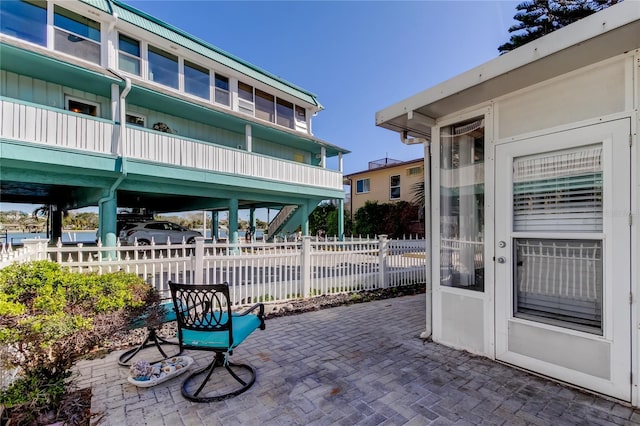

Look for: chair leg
[181,352,256,403]
[118,327,181,367]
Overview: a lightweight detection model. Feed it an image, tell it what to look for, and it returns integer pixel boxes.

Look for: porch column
[249,207,256,239]
[212,211,219,240]
[50,206,63,244]
[245,124,252,152]
[99,195,118,248]
[228,198,239,244]
[338,199,345,241]
[300,203,309,236]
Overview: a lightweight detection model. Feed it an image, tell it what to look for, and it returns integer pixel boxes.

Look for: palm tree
[411,179,425,208]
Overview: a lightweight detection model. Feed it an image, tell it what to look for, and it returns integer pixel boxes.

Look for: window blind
[513,145,602,232]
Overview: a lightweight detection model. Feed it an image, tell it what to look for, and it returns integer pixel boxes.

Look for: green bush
[0,260,157,424]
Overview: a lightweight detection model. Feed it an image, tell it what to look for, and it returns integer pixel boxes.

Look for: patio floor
[73,294,640,425]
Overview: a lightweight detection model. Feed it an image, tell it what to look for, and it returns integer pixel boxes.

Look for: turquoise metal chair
[117,300,181,366]
[169,281,265,402]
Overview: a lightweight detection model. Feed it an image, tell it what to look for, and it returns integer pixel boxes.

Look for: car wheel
[137,239,151,246]
[186,237,196,244]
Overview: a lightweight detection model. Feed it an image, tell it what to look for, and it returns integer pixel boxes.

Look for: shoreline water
[0,229,264,246]
[0,230,98,246]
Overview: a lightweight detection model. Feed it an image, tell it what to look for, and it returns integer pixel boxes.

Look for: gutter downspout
[98,6,132,242]
[400,131,433,340]
[98,68,131,217]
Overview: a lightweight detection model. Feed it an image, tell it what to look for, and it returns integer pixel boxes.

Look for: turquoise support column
[338,199,345,241]
[300,203,309,236]
[249,207,256,237]
[212,211,219,240]
[51,207,63,244]
[99,195,118,253]
[228,199,239,244]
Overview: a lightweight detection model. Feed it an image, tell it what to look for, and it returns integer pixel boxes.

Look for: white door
[495,120,631,401]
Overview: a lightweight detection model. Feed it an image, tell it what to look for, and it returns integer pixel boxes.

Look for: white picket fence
[0,235,427,305]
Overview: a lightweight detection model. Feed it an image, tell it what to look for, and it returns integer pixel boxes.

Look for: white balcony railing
[1,98,343,190]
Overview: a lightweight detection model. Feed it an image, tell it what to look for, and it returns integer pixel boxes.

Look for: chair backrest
[169,281,234,351]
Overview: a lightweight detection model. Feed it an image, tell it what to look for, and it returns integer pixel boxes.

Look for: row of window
[354,165,423,199]
[0,0,308,132]
[355,175,401,200]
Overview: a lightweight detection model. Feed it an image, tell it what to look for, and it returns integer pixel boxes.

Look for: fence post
[302,236,311,297]
[193,237,205,284]
[378,235,388,288]
[22,239,49,261]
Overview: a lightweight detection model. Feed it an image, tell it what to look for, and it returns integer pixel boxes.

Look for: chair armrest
[233,303,265,330]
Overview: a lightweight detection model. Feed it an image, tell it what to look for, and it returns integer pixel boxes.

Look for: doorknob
[496,257,507,264]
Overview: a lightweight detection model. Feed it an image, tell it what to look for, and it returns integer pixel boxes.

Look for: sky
[1,0,520,217]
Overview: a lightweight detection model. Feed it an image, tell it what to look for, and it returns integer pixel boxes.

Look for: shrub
[0,260,157,424]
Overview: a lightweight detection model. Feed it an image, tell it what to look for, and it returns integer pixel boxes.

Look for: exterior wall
[1,70,111,119]
[495,55,629,139]
[428,50,637,401]
[252,137,312,165]
[0,70,316,165]
[348,160,424,215]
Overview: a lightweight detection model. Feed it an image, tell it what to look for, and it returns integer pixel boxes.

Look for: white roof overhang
[376,1,640,141]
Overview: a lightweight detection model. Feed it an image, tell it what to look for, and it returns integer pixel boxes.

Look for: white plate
[127,356,194,388]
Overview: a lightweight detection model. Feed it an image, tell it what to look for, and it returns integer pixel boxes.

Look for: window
[53,5,101,64]
[66,96,99,117]
[295,106,306,123]
[514,239,602,334]
[407,166,423,176]
[356,178,370,194]
[118,34,141,75]
[276,98,294,129]
[0,0,47,46]
[214,74,230,106]
[255,89,275,123]
[390,175,401,200]
[238,82,254,115]
[126,113,145,127]
[184,60,210,100]
[148,45,178,89]
[440,117,485,291]
[512,146,602,233]
[512,145,604,334]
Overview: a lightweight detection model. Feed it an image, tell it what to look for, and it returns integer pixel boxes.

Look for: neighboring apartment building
[0,0,349,245]
[344,157,424,218]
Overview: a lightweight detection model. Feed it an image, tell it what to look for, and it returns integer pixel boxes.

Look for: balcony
[0,97,343,192]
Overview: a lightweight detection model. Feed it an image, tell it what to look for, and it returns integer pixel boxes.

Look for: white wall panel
[497,58,627,139]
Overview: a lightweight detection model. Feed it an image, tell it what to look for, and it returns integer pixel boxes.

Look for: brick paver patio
[74,294,640,425]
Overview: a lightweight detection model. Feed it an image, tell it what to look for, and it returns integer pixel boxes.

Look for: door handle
[496,256,507,264]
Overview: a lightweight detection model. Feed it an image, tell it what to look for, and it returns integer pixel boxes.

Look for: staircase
[267,205,298,241]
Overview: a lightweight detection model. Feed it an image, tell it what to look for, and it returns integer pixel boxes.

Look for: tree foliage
[353,201,422,238]
[498,0,620,54]
[309,201,351,237]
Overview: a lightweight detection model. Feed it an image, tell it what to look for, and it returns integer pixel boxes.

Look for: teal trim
[80,0,321,107]
[0,43,119,97]
[123,159,344,199]
[0,139,119,173]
